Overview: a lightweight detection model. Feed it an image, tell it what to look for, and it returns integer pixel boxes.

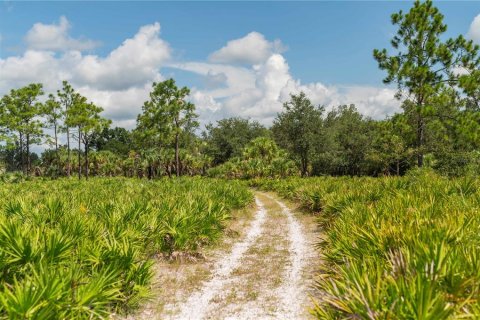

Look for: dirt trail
[126,192,320,320]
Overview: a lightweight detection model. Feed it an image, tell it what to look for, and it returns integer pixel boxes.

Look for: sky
[1,1,479,131]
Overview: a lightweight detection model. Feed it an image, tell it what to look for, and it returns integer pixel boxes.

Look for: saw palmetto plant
[252,170,480,319]
[0,177,252,319]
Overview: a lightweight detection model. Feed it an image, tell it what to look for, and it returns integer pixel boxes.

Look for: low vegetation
[0,178,252,319]
[207,137,297,179]
[252,171,480,318]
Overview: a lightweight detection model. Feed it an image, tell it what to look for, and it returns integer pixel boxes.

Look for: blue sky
[1,1,479,129]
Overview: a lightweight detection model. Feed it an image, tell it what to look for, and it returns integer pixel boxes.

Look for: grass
[251,170,480,319]
[0,177,252,319]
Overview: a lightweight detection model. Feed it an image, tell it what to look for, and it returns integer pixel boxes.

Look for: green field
[0,178,251,319]
[252,171,480,318]
[2,172,480,318]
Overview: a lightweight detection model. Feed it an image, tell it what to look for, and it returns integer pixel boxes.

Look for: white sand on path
[173,193,316,320]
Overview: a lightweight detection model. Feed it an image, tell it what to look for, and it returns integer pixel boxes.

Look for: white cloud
[203,71,228,89]
[467,14,480,43]
[1,20,171,128]
[1,22,400,136]
[76,85,151,123]
[25,16,100,51]
[170,61,256,98]
[189,90,222,113]
[0,50,62,93]
[182,51,400,125]
[73,23,170,90]
[3,22,171,94]
[209,32,285,65]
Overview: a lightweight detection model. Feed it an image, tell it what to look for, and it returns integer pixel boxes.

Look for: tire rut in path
[174,192,315,320]
[175,197,268,319]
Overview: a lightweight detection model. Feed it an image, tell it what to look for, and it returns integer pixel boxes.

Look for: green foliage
[41,94,63,149]
[136,79,199,177]
[208,137,297,179]
[203,117,270,165]
[65,95,111,179]
[374,0,480,167]
[0,84,44,175]
[65,98,109,136]
[313,105,375,176]
[253,173,480,319]
[0,177,252,317]
[90,127,134,155]
[272,92,323,176]
[56,81,78,177]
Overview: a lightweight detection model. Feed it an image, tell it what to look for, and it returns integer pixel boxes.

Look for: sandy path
[176,197,268,319]
[123,191,320,320]
[174,192,318,319]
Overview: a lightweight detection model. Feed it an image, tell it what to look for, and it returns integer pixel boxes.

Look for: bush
[208,137,298,179]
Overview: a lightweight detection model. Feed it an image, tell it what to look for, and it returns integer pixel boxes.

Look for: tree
[203,117,270,165]
[367,118,412,176]
[57,81,76,177]
[42,94,63,171]
[272,92,323,176]
[374,0,479,167]
[66,96,110,179]
[90,127,134,155]
[459,70,480,110]
[316,105,372,176]
[0,83,44,175]
[137,79,198,177]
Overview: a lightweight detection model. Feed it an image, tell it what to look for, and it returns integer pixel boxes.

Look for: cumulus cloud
[183,50,400,125]
[1,20,400,133]
[467,14,480,43]
[0,50,63,93]
[170,62,256,98]
[190,90,222,113]
[2,21,170,93]
[1,20,172,130]
[76,85,152,123]
[203,71,228,89]
[209,32,285,65]
[25,16,100,51]
[73,23,170,90]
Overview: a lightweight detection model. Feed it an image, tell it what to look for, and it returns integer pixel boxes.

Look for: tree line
[1,0,479,179]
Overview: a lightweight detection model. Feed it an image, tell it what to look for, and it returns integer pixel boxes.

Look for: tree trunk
[417,116,425,168]
[84,139,89,180]
[78,128,81,180]
[416,95,425,168]
[175,132,180,177]
[54,124,59,174]
[26,134,30,176]
[396,159,400,176]
[54,124,58,154]
[148,165,153,180]
[67,126,71,177]
[19,132,25,174]
[301,157,308,177]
